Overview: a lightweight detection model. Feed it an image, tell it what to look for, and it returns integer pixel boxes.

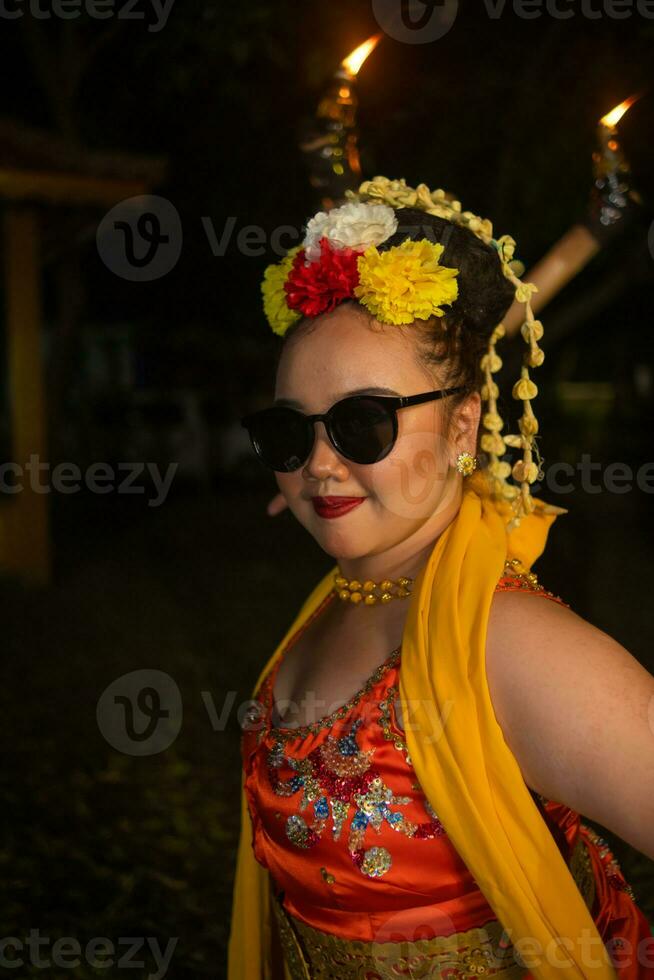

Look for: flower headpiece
[261,176,563,531]
[262,201,459,334]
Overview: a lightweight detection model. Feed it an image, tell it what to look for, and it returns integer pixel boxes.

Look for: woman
[229,177,654,979]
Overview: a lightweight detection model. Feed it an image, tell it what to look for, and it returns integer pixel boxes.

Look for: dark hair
[377,208,516,449]
[278,206,516,452]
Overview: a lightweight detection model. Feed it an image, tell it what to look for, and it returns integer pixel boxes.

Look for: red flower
[284,238,361,317]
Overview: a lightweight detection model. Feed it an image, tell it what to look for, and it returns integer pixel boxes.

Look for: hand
[267,492,288,517]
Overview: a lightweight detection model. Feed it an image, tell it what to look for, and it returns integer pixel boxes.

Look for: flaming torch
[588,95,643,236]
[299,34,382,210]
[503,95,643,336]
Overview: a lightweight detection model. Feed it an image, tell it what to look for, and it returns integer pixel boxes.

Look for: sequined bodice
[238,571,654,973]
[241,645,506,939]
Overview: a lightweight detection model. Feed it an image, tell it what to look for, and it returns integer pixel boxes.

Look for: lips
[311,496,366,519]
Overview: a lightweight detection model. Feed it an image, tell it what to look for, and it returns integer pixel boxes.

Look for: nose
[302,421,350,481]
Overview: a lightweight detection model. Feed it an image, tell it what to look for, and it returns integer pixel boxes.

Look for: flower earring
[455,451,478,476]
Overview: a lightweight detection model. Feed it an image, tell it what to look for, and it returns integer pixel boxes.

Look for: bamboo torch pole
[503,95,643,336]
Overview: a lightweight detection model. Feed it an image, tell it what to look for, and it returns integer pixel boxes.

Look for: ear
[448,391,481,464]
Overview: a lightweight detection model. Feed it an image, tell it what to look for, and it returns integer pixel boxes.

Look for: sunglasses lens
[331,397,396,464]
[245,408,312,472]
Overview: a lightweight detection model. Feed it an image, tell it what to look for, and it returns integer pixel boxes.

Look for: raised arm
[486,589,654,861]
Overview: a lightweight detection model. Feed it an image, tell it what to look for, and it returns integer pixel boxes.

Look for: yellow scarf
[228,470,617,979]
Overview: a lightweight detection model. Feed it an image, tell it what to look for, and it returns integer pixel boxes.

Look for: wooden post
[503,225,601,336]
[1,204,50,585]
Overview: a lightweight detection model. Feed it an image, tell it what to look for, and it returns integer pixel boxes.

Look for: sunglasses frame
[240,385,469,472]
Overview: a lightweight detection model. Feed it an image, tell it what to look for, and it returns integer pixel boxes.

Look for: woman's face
[274,304,480,562]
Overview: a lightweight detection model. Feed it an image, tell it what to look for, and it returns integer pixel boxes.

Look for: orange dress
[240,575,654,978]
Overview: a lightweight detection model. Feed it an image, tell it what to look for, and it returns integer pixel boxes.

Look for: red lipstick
[311,496,366,519]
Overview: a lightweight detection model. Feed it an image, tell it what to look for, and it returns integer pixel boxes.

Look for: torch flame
[341,34,382,77]
[600,95,639,129]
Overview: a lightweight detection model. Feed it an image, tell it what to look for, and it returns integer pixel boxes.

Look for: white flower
[303,202,397,263]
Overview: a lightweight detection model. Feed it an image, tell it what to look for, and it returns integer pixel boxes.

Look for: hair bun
[378,207,515,336]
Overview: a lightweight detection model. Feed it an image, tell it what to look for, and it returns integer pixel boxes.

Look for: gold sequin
[320,867,335,885]
[360,846,392,878]
[500,558,566,603]
[271,889,528,980]
[580,823,636,902]
[569,831,596,911]
[379,684,412,766]
[266,713,444,877]
[265,646,402,743]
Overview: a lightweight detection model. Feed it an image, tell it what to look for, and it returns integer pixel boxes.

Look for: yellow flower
[527,346,545,368]
[354,240,459,326]
[512,377,538,401]
[480,351,503,373]
[512,460,540,484]
[261,246,302,336]
[519,414,539,436]
[520,319,544,342]
[514,281,539,304]
[481,432,506,455]
[482,411,504,432]
[481,380,499,400]
[495,234,516,263]
[488,460,512,480]
[504,433,527,448]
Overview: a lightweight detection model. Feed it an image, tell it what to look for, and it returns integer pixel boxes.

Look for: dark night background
[0,2,653,976]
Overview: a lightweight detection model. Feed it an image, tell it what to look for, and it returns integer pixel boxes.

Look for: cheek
[275,472,302,499]
[274,473,312,529]
[366,426,454,521]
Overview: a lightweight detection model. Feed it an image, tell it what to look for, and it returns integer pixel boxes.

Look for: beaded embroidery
[242,563,573,883]
[580,823,637,901]
[265,714,445,879]
[241,561,567,748]
[271,890,528,980]
[263,645,402,743]
[379,683,412,766]
[498,557,569,605]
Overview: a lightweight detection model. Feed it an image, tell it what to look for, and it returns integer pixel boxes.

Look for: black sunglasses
[240,386,467,472]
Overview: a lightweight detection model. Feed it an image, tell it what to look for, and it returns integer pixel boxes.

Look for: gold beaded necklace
[333,567,414,605]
